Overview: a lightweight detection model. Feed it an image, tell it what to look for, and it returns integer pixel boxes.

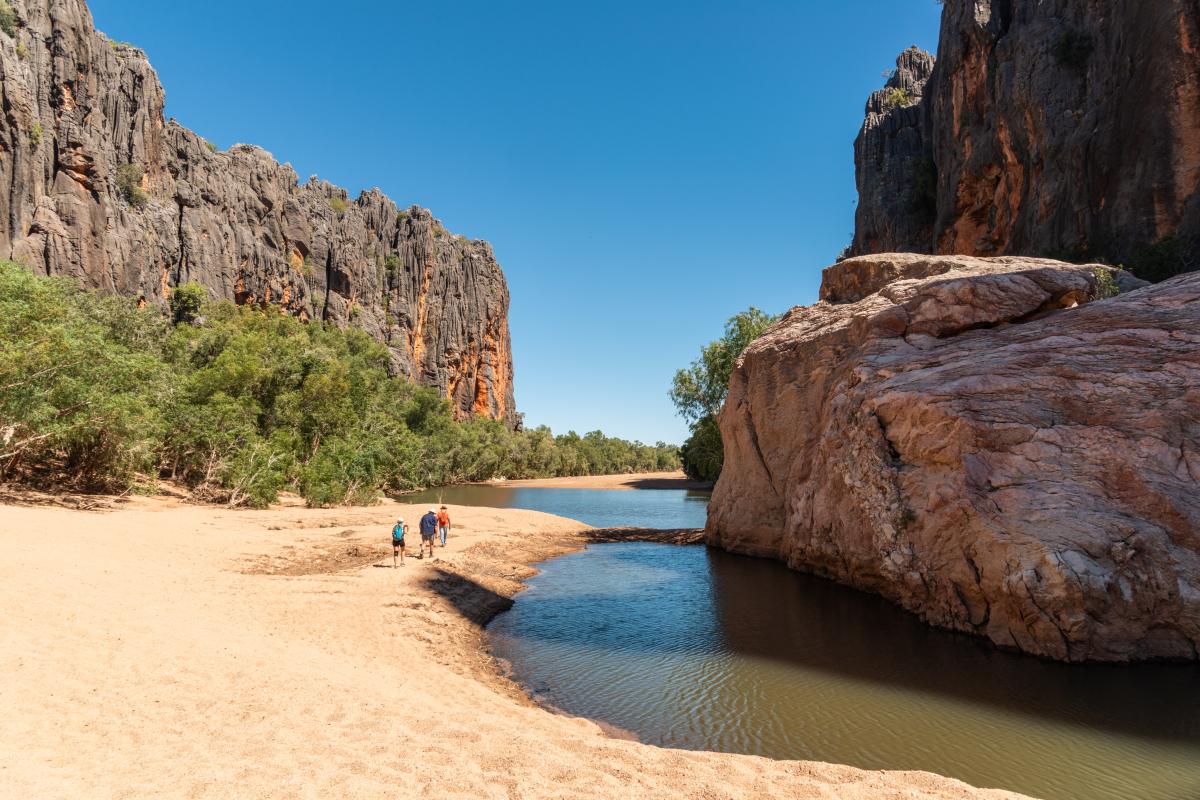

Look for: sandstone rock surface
[707,253,1200,662]
[850,1,1200,275]
[0,0,515,424]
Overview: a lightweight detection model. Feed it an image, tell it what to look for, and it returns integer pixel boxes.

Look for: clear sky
[90,1,942,445]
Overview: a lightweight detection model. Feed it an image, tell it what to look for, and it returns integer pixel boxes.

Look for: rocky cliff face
[707,253,1200,662]
[0,0,516,425]
[850,1,1200,279]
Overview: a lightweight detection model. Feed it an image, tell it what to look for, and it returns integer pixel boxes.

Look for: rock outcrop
[0,0,515,424]
[850,1,1200,280]
[707,253,1200,662]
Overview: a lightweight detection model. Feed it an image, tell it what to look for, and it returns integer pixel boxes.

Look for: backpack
[392,523,404,540]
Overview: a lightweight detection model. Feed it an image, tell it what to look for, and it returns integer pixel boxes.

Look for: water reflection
[489,543,1200,800]
[401,485,711,529]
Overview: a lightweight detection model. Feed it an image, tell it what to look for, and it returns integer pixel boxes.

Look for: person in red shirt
[437,505,451,547]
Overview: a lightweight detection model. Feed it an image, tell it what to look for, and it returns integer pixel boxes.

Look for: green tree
[670,307,778,482]
[170,282,206,324]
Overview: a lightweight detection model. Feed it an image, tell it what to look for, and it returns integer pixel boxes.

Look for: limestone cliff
[707,253,1200,662]
[0,0,516,425]
[850,1,1200,280]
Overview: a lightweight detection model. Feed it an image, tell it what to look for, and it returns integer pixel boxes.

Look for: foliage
[0,1,17,38]
[328,196,348,216]
[679,415,722,482]
[0,262,678,507]
[1092,268,1120,300]
[670,307,778,482]
[670,307,778,425]
[204,140,219,153]
[16,42,27,59]
[116,163,149,207]
[29,122,41,149]
[883,87,914,110]
[1054,30,1093,70]
[170,282,206,324]
[384,254,401,278]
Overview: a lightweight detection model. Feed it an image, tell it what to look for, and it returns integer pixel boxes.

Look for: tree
[669,307,778,424]
[669,307,779,481]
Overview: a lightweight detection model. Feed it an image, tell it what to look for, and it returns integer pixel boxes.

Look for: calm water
[489,543,1200,800]
[401,484,710,529]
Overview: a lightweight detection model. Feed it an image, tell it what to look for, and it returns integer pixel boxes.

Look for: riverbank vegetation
[670,307,778,482]
[0,262,677,507]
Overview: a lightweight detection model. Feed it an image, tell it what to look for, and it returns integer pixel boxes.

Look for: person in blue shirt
[418,509,438,559]
[390,517,407,568]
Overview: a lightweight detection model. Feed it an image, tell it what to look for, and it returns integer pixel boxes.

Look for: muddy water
[488,543,1200,800]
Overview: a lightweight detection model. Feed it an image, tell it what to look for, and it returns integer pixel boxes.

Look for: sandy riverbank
[488,470,712,491]
[0,495,1027,799]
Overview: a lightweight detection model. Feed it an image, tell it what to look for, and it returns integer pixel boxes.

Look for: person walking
[437,505,451,547]
[418,508,438,559]
[391,517,407,568]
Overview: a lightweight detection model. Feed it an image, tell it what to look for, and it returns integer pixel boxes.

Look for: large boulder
[706,253,1200,662]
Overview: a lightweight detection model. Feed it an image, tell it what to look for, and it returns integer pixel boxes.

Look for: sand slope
[0,497,1028,799]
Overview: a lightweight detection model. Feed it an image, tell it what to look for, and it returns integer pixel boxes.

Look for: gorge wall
[0,0,516,425]
[851,0,1200,280]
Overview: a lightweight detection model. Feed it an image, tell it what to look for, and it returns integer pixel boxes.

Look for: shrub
[116,163,149,207]
[883,87,914,110]
[16,42,27,59]
[680,416,722,482]
[204,140,218,153]
[1092,268,1120,300]
[170,282,206,324]
[328,196,348,216]
[1054,30,1093,70]
[29,122,41,149]
[0,1,18,38]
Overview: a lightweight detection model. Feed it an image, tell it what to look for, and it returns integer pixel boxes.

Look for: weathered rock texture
[850,1,1200,277]
[852,47,936,257]
[0,0,515,424]
[707,253,1200,662]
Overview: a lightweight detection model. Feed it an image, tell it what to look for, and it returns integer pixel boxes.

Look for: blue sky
[91,1,942,445]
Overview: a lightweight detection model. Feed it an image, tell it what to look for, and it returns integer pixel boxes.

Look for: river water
[414,485,1200,800]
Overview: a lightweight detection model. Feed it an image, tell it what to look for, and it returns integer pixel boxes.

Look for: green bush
[170,282,206,324]
[0,2,18,38]
[670,307,778,482]
[328,196,348,216]
[29,122,41,149]
[0,261,678,506]
[883,87,914,110]
[116,163,149,207]
[680,416,723,482]
[204,140,219,153]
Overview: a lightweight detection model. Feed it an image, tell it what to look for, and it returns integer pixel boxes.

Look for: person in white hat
[390,516,407,567]
[418,508,439,559]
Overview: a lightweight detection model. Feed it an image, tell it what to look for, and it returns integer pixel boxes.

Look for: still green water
[489,543,1200,800]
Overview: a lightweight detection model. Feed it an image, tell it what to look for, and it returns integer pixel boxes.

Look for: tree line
[0,262,678,507]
